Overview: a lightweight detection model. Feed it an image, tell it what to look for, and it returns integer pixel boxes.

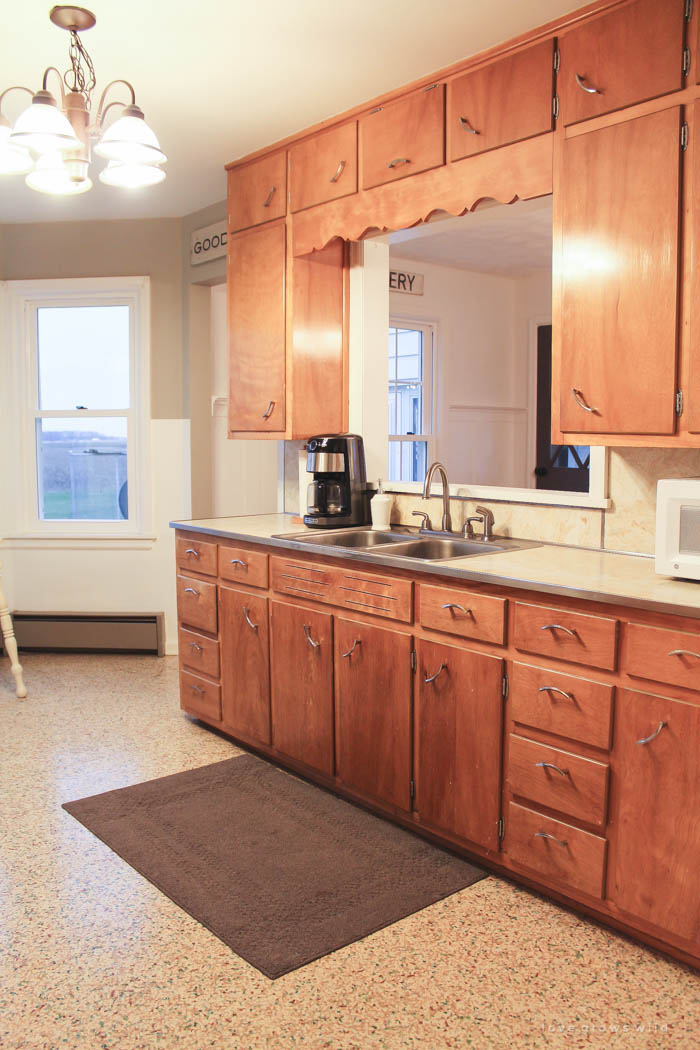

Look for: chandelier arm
[0,85,34,121]
[94,80,136,127]
[41,67,68,105]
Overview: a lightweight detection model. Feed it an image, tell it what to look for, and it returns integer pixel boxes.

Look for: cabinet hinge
[498,817,505,841]
[683,48,692,77]
[410,778,416,801]
[501,673,509,699]
[411,649,417,673]
[553,48,560,74]
[676,389,684,416]
[681,123,689,151]
[553,95,559,121]
[685,0,693,22]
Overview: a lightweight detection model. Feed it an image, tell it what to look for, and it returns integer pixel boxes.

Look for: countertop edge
[170,518,700,621]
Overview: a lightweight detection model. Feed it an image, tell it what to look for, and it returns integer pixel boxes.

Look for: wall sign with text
[389,269,424,295]
[190,220,227,266]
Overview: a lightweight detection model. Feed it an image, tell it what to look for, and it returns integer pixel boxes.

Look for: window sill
[2,533,158,551]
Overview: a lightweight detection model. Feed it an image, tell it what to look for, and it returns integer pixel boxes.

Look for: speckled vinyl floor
[2,653,699,1050]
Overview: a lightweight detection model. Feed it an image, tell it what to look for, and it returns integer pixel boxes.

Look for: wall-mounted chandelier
[0,5,166,196]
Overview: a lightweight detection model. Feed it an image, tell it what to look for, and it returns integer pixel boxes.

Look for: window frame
[4,276,152,539]
[388,317,436,482]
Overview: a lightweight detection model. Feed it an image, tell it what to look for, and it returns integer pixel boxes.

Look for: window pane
[396,383,422,435]
[37,305,130,410]
[389,440,401,482]
[37,417,128,520]
[396,328,423,382]
[389,440,427,483]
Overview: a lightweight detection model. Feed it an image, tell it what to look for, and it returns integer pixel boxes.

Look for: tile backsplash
[284,442,700,556]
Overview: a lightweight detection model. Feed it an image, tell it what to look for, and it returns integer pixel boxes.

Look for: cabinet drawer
[626,622,700,693]
[227,152,287,231]
[511,662,614,750]
[360,85,444,190]
[176,536,217,577]
[335,567,412,623]
[179,628,220,679]
[449,39,554,162]
[506,801,607,899]
[558,0,684,127]
[513,602,618,671]
[180,670,221,722]
[289,122,358,212]
[219,545,269,589]
[176,575,218,634]
[271,556,335,604]
[507,734,609,828]
[419,583,506,644]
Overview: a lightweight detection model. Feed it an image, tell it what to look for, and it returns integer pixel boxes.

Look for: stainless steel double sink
[274,526,539,562]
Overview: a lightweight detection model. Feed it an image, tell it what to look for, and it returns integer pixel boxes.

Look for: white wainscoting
[444,404,530,489]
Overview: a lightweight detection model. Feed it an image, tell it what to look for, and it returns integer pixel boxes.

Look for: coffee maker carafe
[303,434,370,528]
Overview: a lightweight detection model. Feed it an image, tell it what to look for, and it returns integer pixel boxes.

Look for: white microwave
[656,479,700,579]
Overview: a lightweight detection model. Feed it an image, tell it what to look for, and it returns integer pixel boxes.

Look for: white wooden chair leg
[0,581,26,699]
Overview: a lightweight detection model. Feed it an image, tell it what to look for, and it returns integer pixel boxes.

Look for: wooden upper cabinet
[559,106,681,436]
[227,151,287,232]
[689,99,700,433]
[289,122,358,212]
[449,39,554,162]
[557,0,685,126]
[610,688,700,943]
[359,84,445,190]
[228,222,286,434]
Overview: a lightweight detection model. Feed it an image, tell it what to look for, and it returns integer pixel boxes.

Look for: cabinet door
[559,107,681,436]
[558,0,685,126]
[450,39,554,162]
[220,588,271,745]
[416,640,504,851]
[270,601,334,776]
[228,222,286,434]
[610,689,700,942]
[289,122,358,212]
[227,151,287,231]
[335,617,412,811]
[360,85,444,190]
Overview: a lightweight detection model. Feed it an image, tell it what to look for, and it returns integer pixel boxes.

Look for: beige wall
[1,218,184,419]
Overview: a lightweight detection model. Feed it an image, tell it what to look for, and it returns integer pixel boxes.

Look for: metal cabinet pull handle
[669,648,700,660]
[538,685,574,701]
[329,159,346,183]
[424,662,447,684]
[189,684,204,695]
[571,387,598,414]
[535,831,568,848]
[636,721,667,746]
[541,623,577,637]
[184,547,200,557]
[184,587,199,597]
[189,642,202,652]
[262,186,276,207]
[229,558,247,568]
[458,116,480,134]
[243,607,258,630]
[342,639,361,658]
[575,73,602,95]
[262,400,275,419]
[535,761,570,777]
[387,157,410,168]
[303,623,320,649]
[441,602,472,616]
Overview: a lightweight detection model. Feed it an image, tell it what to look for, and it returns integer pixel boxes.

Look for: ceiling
[0,0,580,224]
[389,196,553,277]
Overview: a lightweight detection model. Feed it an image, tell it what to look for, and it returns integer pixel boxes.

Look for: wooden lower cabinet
[334,617,413,811]
[219,587,271,746]
[609,689,700,943]
[269,601,334,776]
[415,639,504,851]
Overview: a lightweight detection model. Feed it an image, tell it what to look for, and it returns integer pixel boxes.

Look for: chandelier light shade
[0,6,166,196]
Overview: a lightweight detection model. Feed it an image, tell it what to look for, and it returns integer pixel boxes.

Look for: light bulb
[98,160,166,188]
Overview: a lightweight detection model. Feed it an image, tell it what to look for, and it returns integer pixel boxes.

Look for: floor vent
[4,613,165,655]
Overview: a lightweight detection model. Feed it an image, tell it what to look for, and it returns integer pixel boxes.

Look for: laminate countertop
[171,513,700,620]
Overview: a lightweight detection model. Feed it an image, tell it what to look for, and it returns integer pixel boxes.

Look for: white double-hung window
[4,277,151,537]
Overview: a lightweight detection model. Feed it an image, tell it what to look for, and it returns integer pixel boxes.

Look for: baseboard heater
[3,612,165,655]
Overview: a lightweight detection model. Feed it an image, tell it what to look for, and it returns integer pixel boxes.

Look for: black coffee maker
[303,434,370,528]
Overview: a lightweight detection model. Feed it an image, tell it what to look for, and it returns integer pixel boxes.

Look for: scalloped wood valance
[291,134,554,257]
